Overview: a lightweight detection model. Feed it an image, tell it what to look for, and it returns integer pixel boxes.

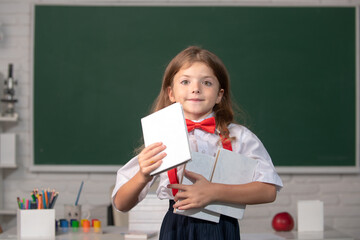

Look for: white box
[0,133,16,167]
[17,209,55,239]
[297,200,324,232]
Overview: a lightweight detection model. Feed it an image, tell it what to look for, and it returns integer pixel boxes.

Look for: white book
[141,103,191,176]
[124,231,157,240]
[176,149,258,222]
[204,148,258,220]
[174,151,220,222]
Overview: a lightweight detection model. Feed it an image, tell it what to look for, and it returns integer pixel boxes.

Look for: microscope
[1,63,18,118]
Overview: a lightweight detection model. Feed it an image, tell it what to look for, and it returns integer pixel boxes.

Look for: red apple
[272,212,294,231]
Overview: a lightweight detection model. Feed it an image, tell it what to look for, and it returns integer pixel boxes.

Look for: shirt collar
[192,112,215,123]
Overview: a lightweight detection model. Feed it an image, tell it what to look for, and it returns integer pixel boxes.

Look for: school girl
[112,46,283,240]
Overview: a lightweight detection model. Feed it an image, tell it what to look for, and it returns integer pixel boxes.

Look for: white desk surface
[242,231,354,240]
[0,226,157,240]
[0,227,354,240]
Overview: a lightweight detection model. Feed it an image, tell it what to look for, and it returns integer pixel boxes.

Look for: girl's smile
[187,98,204,102]
[168,62,224,120]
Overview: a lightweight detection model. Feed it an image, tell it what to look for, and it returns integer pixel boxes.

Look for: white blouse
[112,116,283,208]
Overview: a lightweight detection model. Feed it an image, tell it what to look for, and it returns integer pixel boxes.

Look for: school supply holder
[17,209,55,238]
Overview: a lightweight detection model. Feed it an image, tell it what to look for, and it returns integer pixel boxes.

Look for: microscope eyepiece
[8,63,13,78]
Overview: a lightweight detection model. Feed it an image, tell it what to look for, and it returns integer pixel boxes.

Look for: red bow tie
[186,117,216,133]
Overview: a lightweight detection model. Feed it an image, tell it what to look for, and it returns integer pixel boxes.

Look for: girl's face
[168,62,224,121]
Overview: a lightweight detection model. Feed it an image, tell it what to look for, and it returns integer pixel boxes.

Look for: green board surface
[34,6,357,168]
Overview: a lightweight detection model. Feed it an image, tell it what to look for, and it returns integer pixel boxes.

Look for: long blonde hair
[152,46,235,139]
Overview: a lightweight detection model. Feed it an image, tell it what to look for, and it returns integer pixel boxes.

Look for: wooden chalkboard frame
[30,4,359,173]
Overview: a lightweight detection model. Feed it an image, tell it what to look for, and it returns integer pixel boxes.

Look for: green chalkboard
[33,6,357,170]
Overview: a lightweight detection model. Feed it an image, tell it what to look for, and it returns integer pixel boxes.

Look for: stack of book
[141,103,258,223]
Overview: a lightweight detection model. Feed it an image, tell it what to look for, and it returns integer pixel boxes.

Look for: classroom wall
[0,0,360,239]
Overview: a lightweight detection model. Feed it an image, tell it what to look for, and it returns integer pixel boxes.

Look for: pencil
[16,197,21,209]
[75,181,84,206]
[44,190,48,209]
[38,194,43,209]
[49,192,58,209]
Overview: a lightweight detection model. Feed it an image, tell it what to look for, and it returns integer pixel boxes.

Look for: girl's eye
[203,81,213,86]
[180,80,190,85]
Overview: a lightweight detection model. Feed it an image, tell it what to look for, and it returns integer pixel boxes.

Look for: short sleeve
[236,127,283,191]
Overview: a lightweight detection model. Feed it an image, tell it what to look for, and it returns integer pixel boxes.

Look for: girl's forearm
[210,181,277,205]
[114,142,165,212]
[113,171,151,212]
